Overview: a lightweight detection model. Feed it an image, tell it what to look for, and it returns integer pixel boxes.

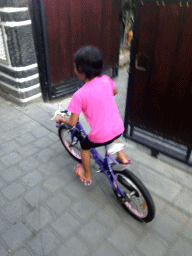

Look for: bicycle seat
[106,142,124,155]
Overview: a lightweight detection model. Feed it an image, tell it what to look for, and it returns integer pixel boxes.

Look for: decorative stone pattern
[0,26,7,62]
[0,1,42,103]
[0,0,29,8]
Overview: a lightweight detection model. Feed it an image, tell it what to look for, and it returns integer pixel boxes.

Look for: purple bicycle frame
[71,121,126,197]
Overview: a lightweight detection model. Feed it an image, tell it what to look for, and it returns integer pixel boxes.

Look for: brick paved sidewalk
[0,67,192,256]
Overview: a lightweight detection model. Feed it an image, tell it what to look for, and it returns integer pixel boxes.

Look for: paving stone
[31,127,50,138]
[107,225,139,255]
[182,217,192,239]
[158,153,189,173]
[1,152,22,167]
[96,205,121,228]
[42,176,66,193]
[57,236,90,256]
[36,148,55,162]
[38,161,61,176]
[92,242,124,256]
[51,212,80,238]
[24,187,48,207]
[0,198,30,223]
[168,237,192,256]
[0,241,8,256]
[134,165,182,203]
[17,144,40,158]
[45,191,71,215]
[0,128,4,138]
[149,204,188,241]
[149,193,166,217]
[0,176,6,189]
[1,181,26,200]
[79,219,107,249]
[0,217,6,231]
[0,140,20,155]
[27,228,61,256]
[53,154,72,168]
[22,171,43,187]
[15,133,36,146]
[1,129,20,140]
[1,221,32,250]
[57,161,78,182]
[150,160,192,190]
[0,110,19,121]
[0,194,7,207]
[0,150,5,158]
[26,206,54,231]
[12,247,33,256]
[116,207,147,237]
[174,188,192,215]
[23,105,50,120]
[136,231,168,256]
[19,156,41,172]
[0,158,7,170]
[1,165,22,182]
[33,136,54,148]
[71,197,98,221]
[50,141,65,153]
[85,183,110,208]
[124,249,146,256]
[48,133,59,142]
[14,114,32,125]
[14,121,41,135]
[64,178,89,201]
[1,120,19,132]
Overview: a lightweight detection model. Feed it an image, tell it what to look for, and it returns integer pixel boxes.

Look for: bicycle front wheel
[58,124,82,163]
[112,169,155,223]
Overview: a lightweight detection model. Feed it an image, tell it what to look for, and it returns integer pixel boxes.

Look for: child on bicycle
[56,46,131,186]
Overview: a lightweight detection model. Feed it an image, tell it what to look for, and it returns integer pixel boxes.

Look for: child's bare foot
[74,164,92,185]
[116,151,132,164]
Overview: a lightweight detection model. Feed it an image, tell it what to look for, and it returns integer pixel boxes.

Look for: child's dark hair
[74,46,103,80]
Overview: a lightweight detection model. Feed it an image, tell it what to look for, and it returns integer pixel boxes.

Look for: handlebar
[51,104,70,127]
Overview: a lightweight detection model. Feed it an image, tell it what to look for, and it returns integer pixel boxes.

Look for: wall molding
[0,71,39,83]
[0,20,31,27]
[0,80,40,93]
[0,7,28,13]
[0,63,38,71]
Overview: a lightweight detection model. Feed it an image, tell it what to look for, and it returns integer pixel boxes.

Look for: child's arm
[113,87,118,96]
[56,113,79,127]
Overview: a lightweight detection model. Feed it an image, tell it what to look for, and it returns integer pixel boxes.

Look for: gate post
[0,0,42,104]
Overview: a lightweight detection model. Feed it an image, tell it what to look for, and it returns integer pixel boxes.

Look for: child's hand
[55,115,61,123]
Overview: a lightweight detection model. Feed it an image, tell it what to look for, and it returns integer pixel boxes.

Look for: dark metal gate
[29,0,122,102]
[124,0,192,164]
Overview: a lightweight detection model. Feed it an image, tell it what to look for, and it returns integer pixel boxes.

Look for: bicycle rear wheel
[112,169,155,223]
[58,124,82,163]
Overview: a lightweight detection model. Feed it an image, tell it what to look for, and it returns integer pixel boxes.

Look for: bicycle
[53,103,155,223]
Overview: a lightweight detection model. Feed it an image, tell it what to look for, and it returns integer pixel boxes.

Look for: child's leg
[114,139,131,164]
[79,148,92,183]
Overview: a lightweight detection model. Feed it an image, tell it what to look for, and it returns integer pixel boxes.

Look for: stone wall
[0,0,42,103]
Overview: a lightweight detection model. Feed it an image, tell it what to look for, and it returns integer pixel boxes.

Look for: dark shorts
[81,133,122,150]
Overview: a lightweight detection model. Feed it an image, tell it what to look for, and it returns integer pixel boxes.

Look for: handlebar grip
[56,122,61,128]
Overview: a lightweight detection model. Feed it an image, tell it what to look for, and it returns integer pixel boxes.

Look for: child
[56,46,131,186]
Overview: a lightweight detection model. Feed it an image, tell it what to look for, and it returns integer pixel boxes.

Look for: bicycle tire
[58,124,82,163]
[112,169,155,223]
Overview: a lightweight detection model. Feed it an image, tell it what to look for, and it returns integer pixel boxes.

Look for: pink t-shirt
[67,75,124,143]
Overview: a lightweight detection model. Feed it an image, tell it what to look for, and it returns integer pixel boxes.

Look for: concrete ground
[0,66,192,256]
